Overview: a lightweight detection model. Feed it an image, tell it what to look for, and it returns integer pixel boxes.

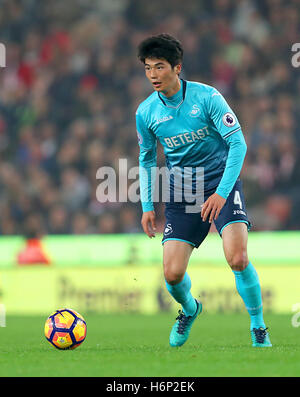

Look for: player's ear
[174,63,182,75]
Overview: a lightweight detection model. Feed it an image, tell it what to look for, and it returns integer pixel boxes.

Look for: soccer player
[136,34,271,348]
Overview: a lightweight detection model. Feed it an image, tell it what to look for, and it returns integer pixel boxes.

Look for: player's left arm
[201,90,247,223]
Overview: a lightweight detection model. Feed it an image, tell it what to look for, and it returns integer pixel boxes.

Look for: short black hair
[137,33,183,68]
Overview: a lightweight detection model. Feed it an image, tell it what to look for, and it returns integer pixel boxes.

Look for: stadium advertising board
[0,232,299,268]
[0,265,299,315]
[0,232,299,315]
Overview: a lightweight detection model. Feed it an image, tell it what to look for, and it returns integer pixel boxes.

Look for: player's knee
[228,251,248,272]
[163,265,184,285]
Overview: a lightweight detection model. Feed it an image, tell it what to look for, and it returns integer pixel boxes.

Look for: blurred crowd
[0,0,299,237]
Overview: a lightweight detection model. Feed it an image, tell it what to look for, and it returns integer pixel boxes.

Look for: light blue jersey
[136,80,247,212]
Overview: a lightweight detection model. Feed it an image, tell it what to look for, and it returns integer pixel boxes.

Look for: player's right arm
[136,110,157,238]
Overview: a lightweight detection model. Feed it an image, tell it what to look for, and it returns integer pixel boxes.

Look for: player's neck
[161,78,181,98]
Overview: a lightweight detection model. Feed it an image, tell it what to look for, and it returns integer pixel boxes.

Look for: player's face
[144,58,181,96]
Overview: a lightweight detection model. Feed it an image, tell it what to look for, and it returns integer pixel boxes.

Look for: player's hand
[141,210,156,238]
[201,193,226,223]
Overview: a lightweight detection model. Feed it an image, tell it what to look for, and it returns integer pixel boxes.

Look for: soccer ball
[44,308,87,350]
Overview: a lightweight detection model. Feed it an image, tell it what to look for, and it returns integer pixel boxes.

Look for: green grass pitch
[0,312,299,377]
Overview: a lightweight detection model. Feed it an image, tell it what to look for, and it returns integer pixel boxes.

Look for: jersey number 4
[234,190,243,209]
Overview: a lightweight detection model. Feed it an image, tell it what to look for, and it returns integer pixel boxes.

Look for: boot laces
[175,310,192,335]
[253,327,269,344]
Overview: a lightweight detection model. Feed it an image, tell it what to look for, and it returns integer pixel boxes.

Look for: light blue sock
[233,262,266,330]
[165,272,197,316]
